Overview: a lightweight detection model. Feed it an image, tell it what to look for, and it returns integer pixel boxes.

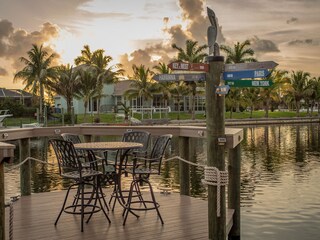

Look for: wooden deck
[5,189,234,240]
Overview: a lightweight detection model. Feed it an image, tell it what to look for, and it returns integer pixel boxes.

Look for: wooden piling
[228,144,241,239]
[179,136,190,195]
[20,138,31,196]
[0,142,15,240]
[0,162,5,240]
[205,56,226,240]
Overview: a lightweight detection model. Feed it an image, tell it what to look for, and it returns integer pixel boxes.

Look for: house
[0,88,33,106]
[53,80,206,115]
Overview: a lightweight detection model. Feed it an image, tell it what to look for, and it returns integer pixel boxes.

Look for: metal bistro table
[73,142,143,210]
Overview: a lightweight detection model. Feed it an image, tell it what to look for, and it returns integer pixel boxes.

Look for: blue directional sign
[223,69,270,80]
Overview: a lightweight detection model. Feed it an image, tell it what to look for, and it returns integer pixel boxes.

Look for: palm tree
[125,64,158,116]
[74,45,95,65]
[93,50,124,116]
[153,62,173,118]
[221,40,256,116]
[242,88,261,118]
[172,39,207,120]
[14,44,57,121]
[220,40,256,63]
[47,64,80,114]
[75,46,124,116]
[260,69,289,117]
[74,69,98,122]
[286,70,311,116]
[170,81,190,120]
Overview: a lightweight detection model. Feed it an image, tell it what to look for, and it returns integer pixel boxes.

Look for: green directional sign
[225,80,273,88]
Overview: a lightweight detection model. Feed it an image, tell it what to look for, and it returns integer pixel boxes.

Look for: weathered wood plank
[5,190,234,240]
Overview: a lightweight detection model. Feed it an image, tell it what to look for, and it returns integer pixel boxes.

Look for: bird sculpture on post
[207,7,220,56]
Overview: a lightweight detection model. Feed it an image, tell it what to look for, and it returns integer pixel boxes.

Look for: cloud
[120,0,226,76]
[286,17,298,24]
[250,36,280,53]
[0,19,60,71]
[287,39,319,46]
[119,43,172,77]
[0,0,130,33]
[0,67,8,76]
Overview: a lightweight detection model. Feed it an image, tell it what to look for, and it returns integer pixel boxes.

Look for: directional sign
[224,61,278,72]
[168,61,190,71]
[223,69,270,80]
[153,73,206,82]
[216,85,230,95]
[167,62,209,72]
[225,80,273,88]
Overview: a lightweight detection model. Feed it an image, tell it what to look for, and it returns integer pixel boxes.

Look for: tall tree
[153,62,173,118]
[74,69,98,121]
[75,46,124,116]
[170,81,190,120]
[14,44,57,121]
[125,64,158,110]
[220,40,256,63]
[286,70,311,116]
[260,69,289,117]
[221,40,256,116]
[93,50,124,116]
[47,64,80,114]
[172,39,207,120]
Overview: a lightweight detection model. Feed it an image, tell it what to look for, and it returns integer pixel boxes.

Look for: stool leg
[147,180,164,224]
[55,184,74,226]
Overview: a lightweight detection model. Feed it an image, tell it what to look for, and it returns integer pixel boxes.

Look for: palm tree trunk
[296,100,300,117]
[39,82,44,123]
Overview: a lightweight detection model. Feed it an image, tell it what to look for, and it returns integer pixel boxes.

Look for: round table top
[73,141,143,151]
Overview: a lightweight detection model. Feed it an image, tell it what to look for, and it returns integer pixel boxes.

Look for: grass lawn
[2,110,319,127]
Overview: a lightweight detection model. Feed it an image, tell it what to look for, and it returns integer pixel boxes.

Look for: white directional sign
[224,61,278,72]
[153,73,206,82]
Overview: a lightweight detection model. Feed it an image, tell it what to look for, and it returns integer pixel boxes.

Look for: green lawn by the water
[2,110,319,127]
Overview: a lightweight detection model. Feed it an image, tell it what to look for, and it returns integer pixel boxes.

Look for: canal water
[3,124,320,240]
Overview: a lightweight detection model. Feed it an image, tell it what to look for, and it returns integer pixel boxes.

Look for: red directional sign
[190,63,209,72]
[168,61,209,72]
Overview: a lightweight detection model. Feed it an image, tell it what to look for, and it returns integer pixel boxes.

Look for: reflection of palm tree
[172,40,207,120]
[14,44,57,122]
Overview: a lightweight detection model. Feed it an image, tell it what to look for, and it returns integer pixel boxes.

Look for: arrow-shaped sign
[167,61,209,72]
[224,61,278,72]
[216,85,230,95]
[153,73,206,82]
[226,80,273,88]
[223,69,270,80]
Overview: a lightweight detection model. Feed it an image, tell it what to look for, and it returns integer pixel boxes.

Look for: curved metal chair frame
[49,139,111,232]
[107,131,151,211]
[123,134,172,225]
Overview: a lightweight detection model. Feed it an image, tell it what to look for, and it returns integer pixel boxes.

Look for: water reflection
[4,124,320,240]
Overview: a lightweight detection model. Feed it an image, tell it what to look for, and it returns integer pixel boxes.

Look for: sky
[0,0,319,89]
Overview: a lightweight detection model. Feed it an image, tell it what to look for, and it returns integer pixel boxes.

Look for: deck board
[5,189,233,240]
